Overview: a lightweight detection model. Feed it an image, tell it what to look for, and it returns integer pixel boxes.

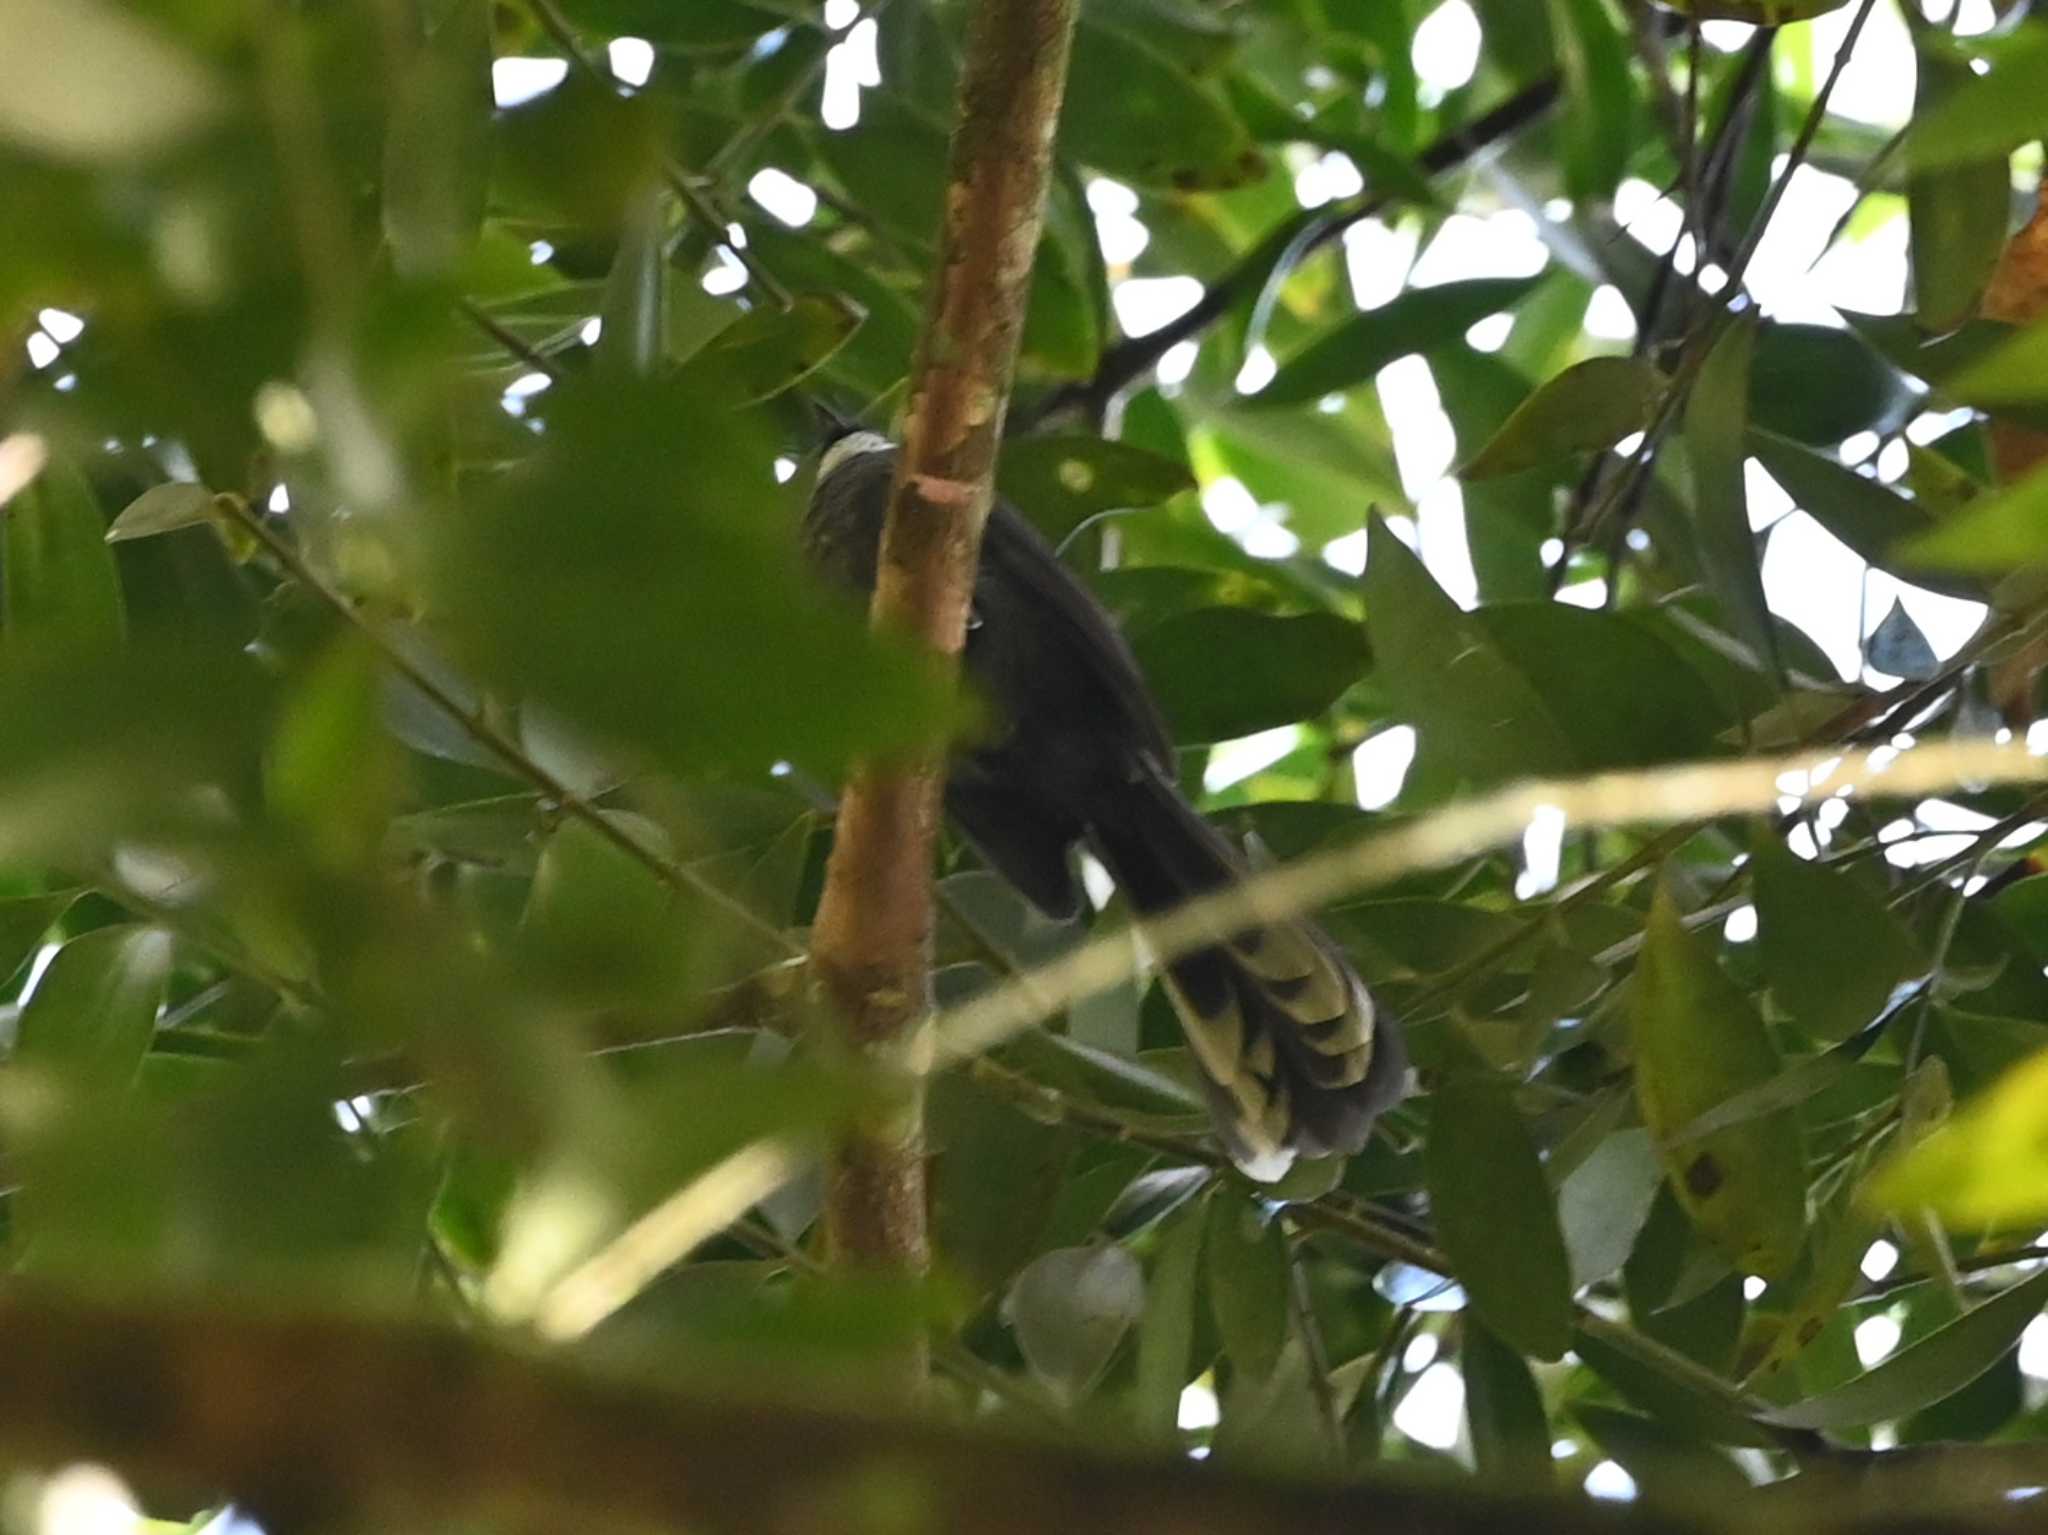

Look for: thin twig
[213,495,802,956]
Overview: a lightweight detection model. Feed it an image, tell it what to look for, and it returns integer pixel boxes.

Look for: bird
[802,427,1407,1180]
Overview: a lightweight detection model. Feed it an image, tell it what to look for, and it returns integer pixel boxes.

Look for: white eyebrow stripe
[818,430,894,480]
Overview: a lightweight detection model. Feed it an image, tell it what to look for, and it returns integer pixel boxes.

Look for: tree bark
[807,0,1081,1385]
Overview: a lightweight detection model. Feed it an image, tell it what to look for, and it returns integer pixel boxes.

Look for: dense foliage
[9,0,2048,1528]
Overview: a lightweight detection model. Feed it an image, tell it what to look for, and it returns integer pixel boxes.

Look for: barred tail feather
[1086,766,1407,1179]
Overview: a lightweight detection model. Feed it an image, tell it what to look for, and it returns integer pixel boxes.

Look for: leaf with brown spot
[1628,882,1806,1279]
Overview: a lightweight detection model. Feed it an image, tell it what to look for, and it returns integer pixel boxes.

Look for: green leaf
[1749,322,1912,447]
[1897,460,2048,572]
[1465,1318,1552,1484]
[1004,1244,1145,1400]
[1949,317,2048,407]
[809,92,949,247]
[1763,1268,2048,1430]
[1630,882,1806,1279]
[0,0,224,162]
[383,0,493,280]
[1427,1075,1574,1360]
[1685,316,1778,680]
[1907,44,2010,335]
[1060,18,1259,190]
[14,925,174,1094]
[104,483,216,544]
[1545,0,1633,203]
[1258,278,1542,406]
[1205,1187,1289,1380]
[0,889,79,991]
[1361,516,1575,785]
[1460,356,1664,479]
[1844,310,2048,434]
[1746,428,1980,601]
[1903,27,2048,172]
[1570,1325,1774,1447]
[6,452,125,655]
[1132,608,1368,744]
[681,293,862,403]
[1558,1127,1665,1290]
[1134,1193,1207,1441]
[1870,1044,2048,1226]
[1574,1404,1749,1498]
[1474,603,1732,767]
[428,375,959,777]
[596,187,668,377]
[266,635,401,871]
[1752,835,1920,1043]
[996,435,1194,548]
[551,0,787,48]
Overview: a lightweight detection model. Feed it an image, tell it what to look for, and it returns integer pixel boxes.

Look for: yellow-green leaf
[1870,1044,2048,1226]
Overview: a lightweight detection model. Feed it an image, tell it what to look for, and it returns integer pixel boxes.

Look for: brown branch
[806,0,1082,1383]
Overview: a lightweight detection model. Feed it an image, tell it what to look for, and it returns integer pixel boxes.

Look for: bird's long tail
[1086,765,1406,1179]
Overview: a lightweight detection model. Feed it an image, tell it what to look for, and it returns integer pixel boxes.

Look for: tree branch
[806,0,1082,1382]
[1024,76,1562,427]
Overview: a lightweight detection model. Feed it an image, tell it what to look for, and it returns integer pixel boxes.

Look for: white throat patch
[818,430,894,482]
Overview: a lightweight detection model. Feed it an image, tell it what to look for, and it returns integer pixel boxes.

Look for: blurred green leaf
[1427,1074,1573,1360]
[7,453,125,655]
[14,924,172,1094]
[384,0,493,280]
[1461,357,1664,479]
[0,0,224,162]
[552,0,787,48]
[597,186,668,376]
[682,293,862,403]
[426,374,959,777]
[1630,882,1806,1279]
[1903,27,2048,172]
[266,636,401,871]
[1897,460,2048,572]
[105,483,216,545]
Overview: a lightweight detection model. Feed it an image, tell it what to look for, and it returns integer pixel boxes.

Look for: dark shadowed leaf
[1545,0,1631,203]
[1428,1074,1573,1360]
[1132,608,1368,744]
[1205,1187,1288,1380]
[1134,1193,1206,1441]
[1465,1318,1552,1485]
[1866,599,1940,681]
[682,294,863,403]
[553,0,787,48]
[1749,322,1913,446]
[1908,44,2010,335]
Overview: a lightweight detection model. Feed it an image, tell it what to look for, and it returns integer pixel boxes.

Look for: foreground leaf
[1460,356,1664,479]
